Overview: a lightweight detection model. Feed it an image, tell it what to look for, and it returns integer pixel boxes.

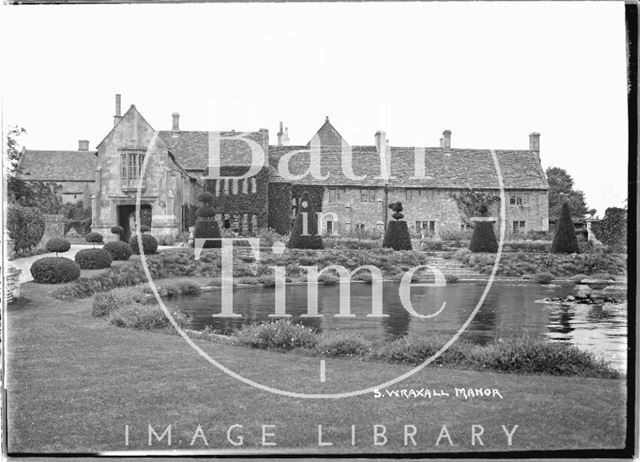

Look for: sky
[0,2,628,216]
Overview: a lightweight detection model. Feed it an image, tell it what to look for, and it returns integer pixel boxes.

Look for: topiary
[382,202,412,251]
[7,204,45,254]
[552,203,579,254]
[111,225,124,236]
[75,248,113,269]
[104,241,133,261]
[85,232,104,248]
[469,206,498,253]
[192,190,221,249]
[130,233,159,255]
[30,257,80,283]
[288,191,323,249]
[46,237,71,256]
[140,225,151,233]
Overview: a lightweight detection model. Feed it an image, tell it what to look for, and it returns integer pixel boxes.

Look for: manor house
[17,94,549,241]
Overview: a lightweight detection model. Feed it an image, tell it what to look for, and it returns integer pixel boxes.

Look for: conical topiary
[469,205,498,253]
[382,202,412,250]
[287,191,323,249]
[552,202,579,254]
[192,191,221,249]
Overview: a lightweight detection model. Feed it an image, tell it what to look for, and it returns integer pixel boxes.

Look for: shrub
[317,334,371,357]
[130,234,159,255]
[85,232,104,245]
[234,320,318,351]
[288,191,324,249]
[571,273,589,284]
[534,271,554,284]
[92,286,148,317]
[103,241,133,261]
[198,191,215,204]
[469,216,497,253]
[7,205,45,253]
[552,203,579,254]
[108,303,187,330]
[258,274,276,287]
[30,257,80,284]
[592,207,627,250]
[75,248,112,269]
[157,234,177,246]
[140,225,151,233]
[144,279,202,297]
[318,272,340,286]
[111,226,124,236]
[46,237,70,255]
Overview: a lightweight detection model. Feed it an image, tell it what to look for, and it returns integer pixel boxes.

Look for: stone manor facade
[18,94,549,241]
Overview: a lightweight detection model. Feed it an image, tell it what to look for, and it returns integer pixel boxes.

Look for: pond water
[172,281,628,372]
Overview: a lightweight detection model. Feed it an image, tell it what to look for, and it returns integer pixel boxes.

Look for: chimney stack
[375,131,386,155]
[114,94,122,126]
[172,113,180,131]
[529,132,540,151]
[442,130,451,150]
[78,140,89,151]
[277,121,290,146]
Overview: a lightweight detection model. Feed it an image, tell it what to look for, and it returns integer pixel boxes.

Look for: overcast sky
[1,2,628,216]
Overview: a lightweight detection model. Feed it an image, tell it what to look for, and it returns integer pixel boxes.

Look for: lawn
[6,282,628,455]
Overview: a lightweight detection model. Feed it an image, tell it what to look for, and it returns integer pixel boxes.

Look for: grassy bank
[7,282,628,454]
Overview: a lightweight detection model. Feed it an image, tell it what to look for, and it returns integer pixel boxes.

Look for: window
[119,149,145,188]
[326,221,333,235]
[512,220,526,234]
[416,220,436,235]
[509,192,530,207]
[356,223,365,231]
[360,188,377,202]
[328,188,345,203]
[460,223,473,231]
[251,178,257,194]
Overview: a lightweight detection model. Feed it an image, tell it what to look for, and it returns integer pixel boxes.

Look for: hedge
[104,241,133,261]
[31,257,80,284]
[130,234,159,255]
[75,248,113,269]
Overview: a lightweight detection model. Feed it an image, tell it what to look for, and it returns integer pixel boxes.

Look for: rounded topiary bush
[192,191,221,249]
[104,241,133,261]
[111,225,124,236]
[130,233,159,255]
[75,248,113,269]
[46,237,71,255]
[85,232,104,246]
[30,257,80,284]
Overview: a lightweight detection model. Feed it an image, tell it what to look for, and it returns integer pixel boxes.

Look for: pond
[172,281,628,372]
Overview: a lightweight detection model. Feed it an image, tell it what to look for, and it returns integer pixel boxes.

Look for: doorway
[117,204,152,242]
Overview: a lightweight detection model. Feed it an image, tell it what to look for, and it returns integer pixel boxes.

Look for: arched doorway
[117,204,152,242]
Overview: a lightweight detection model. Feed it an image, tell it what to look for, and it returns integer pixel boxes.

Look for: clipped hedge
[130,234,158,255]
[30,257,80,284]
[75,248,112,269]
[103,241,133,261]
[85,232,104,244]
[46,237,71,255]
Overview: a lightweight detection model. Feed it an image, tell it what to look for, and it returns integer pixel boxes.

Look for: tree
[546,167,589,219]
[551,203,580,254]
[288,191,323,249]
[452,188,499,226]
[6,126,26,176]
[592,207,627,250]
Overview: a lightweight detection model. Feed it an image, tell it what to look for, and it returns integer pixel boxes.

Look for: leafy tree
[6,125,26,176]
[592,207,627,250]
[546,167,588,219]
[551,203,580,254]
[288,191,323,249]
[452,188,499,225]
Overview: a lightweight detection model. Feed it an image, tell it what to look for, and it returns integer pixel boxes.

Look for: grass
[6,283,628,454]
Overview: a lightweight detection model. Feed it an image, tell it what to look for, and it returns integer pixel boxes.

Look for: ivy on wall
[203,166,269,232]
[451,188,500,224]
[268,182,292,235]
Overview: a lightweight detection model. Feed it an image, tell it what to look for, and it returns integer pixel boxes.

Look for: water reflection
[174,281,627,372]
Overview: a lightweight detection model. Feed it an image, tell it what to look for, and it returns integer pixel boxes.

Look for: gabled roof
[268,145,549,189]
[307,117,348,146]
[17,150,97,182]
[158,130,267,171]
[96,104,165,151]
